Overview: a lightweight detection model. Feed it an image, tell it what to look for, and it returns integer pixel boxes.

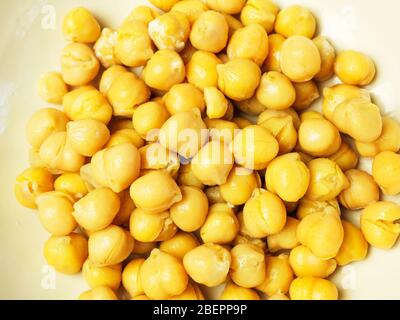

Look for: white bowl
[0,0,399,299]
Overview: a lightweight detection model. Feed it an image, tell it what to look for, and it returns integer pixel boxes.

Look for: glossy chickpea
[99,65,127,95]
[112,190,135,226]
[190,11,228,53]
[217,59,261,101]
[289,277,338,300]
[88,225,134,266]
[328,142,358,172]
[130,170,182,214]
[139,143,180,176]
[289,245,336,278]
[205,118,238,145]
[220,14,242,38]
[204,186,225,204]
[243,188,286,238]
[140,249,188,299]
[149,0,180,11]
[233,234,267,252]
[106,129,144,149]
[164,84,205,116]
[186,51,222,90]
[122,258,145,298]
[275,5,316,39]
[143,49,186,92]
[313,36,336,81]
[220,281,260,300]
[124,5,159,25]
[60,43,99,86]
[263,34,285,72]
[160,232,200,260]
[336,220,368,266]
[206,0,246,14]
[240,0,279,33]
[62,7,100,43]
[54,174,86,202]
[372,151,400,195]
[132,101,169,140]
[203,87,228,119]
[183,243,231,287]
[296,198,340,220]
[93,28,120,68]
[234,96,267,116]
[177,164,204,189]
[43,233,88,274]
[170,282,204,300]
[171,0,208,25]
[334,50,376,86]
[266,153,310,202]
[267,217,300,252]
[38,72,68,104]
[82,260,122,291]
[292,81,320,110]
[78,286,118,300]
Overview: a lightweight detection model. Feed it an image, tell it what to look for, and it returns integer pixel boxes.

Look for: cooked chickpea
[296,197,340,220]
[53,173,87,201]
[88,225,134,266]
[171,0,208,25]
[289,245,336,278]
[336,220,368,266]
[297,208,344,259]
[132,101,169,140]
[204,186,225,204]
[234,96,267,116]
[259,107,301,130]
[183,243,231,287]
[263,33,285,72]
[313,36,336,81]
[78,286,118,300]
[220,281,260,300]
[257,254,294,296]
[203,87,228,119]
[43,233,88,274]
[160,231,200,259]
[206,0,246,14]
[82,260,121,291]
[334,50,376,86]
[93,28,120,68]
[177,164,204,189]
[306,158,349,201]
[372,151,400,195]
[170,282,205,300]
[140,249,188,299]
[149,0,180,11]
[164,83,205,115]
[292,80,320,110]
[275,5,316,39]
[106,128,144,149]
[186,51,222,90]
[190,11,228,53]
[60,43,99,86]
[38,72,68,104]
[122,258,145,297]
[99,65,127,95]
[217,59,261,101]
[243,188,286,238]
[130,170,182,214]
[62,7,100,43]
[132,241,157,255]
[124,5,159,25]
[289,277,338,300]
[204,118,239,145]
[139,143,180,175]
[240,0,279,33]
[328,142,359,172]
[170,186,208,232]
[266,153,310,202]
[267,217,300,252]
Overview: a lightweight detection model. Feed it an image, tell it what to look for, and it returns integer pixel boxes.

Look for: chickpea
[132,241,157,255]
[113,190,135,226]
[43,233,88,274]
[296,197,340,220]
[60,43,99,86]
[240,0,279,33]
[292,81,320,111]
[62,7,100,43]
[203,87,228,119]
[289,245,336,278]
[263,34,285,72]
[171,0,208,25]
[204,118,239,145]
[177,164,204,189]
[372,151,400,195]
[190,11,228,53]
[170,186,208,232]
[243,188,286,238]
[186,51,222,90]
[183,243,231,287]
[122,258,145,297]
[313,36,336,81]
[99,65,127,95]
[257,254,294,296]
[233,234,267,252]
[38,72,69,104]
[170,282,205,300]
[336,220,368,266]
[149,0,180,11]
[234,96,267,116]
[160,231,200,260]
[139,143,180,176]
[63,86,112,124]
[82,260,122,291]
[217,59,261,101]
[268,294,290,300]
[26,108,69,149]
[289,277,338,300]
[275,5,316,39]
[232,117,252,129]
[206,0,246,14]
[297,208,344,259]
[200,203,239,244]
[54,173,88,201]
[130,170,182,214]
[164,84,205,116]
[267,217,300,252]
[124,5,159,25]
[93,28,120,68]
[306,158,349,201]
[204,186,225,205]
[78,286,118,300]
[220,281,260,300]
[280,36,321,83]
[328,142,358,172]
[356,117,400,157]
[132,101,169,140]
[266,153,310,202]
[140,249,188,299]
[143,49,186,92]
[334,50,376,86]
[88,225,134,266]
[106,129,144,149]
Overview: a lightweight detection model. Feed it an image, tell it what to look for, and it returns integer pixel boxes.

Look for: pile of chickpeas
[14,0,400,300]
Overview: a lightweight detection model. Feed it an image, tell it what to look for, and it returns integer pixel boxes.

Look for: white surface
[0,0,399,299]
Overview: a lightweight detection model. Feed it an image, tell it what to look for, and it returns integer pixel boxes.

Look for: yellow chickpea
[63,86,113,124]
[336,220,368,266]
[204,118,239,145]
[139,143,180,176]
[280,36,321,83]
[149,0,180,11]
[190,10,228,53]
[122,258,145,298]
[38,72,68,104]
[186,50,222,90]
[54,173,88,201]
[328,142,359,172]
[60,43,99,86]
[292,81,320,110]
[289,277,338,300]
[203,87,228,119]
[313,36,336,81]
[170,282,205,300]
[130,170,182,214]
[297,208,344,259]
[334,50,376,86]
[206,0,246,14]
[99,65,127,95]
[124,5,159,25]
[233,234,267,252]
[177,164,204,189]
[143,49,186,92]
[160,231,200,260]
[306,158,349,201]
[220,281,260,300]
[43,233,88,274]
[296,198,340,220]
[36,191,77,235]
[171,0,208,25]
[14,167,54,209]
[267,217,300,252]
[265,153,310,202]
[82,260,122,291]
[243,188,286,238]
[78,286,118,300]
[164,83,205,115]
[183,243,231,287]
[257,254,294,296]
[263,33,285,72]
[372,151,400,195]
[234,96,267,116]
[170,186,208,232]
[62,7,100,43]
[275,5,316,39]
[232,117,252,129]
[289,245,337,278]
[241,0,279,33]
[93,28,120,68]
[106,129,144,149]
[88,225,134,266]
[140,249,188,299]
[113,190,135,226]
[217,59,261,101]
[204,186,225,204]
